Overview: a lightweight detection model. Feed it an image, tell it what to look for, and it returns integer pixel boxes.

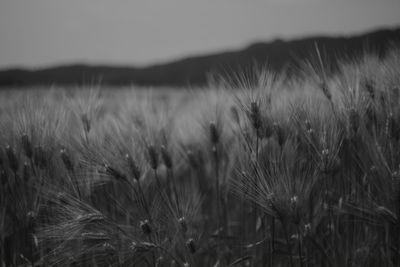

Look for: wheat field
[1,48,400,266]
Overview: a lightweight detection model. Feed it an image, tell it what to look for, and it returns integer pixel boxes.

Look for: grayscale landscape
[1,1,400,266]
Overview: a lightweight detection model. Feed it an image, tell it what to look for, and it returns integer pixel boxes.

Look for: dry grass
[1,48,400,266]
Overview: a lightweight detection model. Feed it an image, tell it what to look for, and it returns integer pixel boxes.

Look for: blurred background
[0,0,400,87]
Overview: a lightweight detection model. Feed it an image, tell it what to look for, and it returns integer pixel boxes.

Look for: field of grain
[1,49,400,266]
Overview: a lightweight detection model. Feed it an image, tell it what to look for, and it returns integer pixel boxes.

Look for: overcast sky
[0,0,399,68]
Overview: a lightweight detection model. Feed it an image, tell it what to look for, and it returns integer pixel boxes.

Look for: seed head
[364,79,375,99]
[23,162,30,182]
[102,242,116,255]
[76,213,105,223]
[125,154,141,180]
[147,145,158,170]
[211,145,217,155]
[5,145,19,172]
[26,211,36,229]
[160,145,173,169]
[305,119,312,132]
[290,196,299,213]
[187,150,198,169]
[264,122,274,139]
[186,238,196,254]
[104,164,127,181]
[304,223,311,236]
[273,123,286,146]
[328,157,341,174]
[33,146,46,169]
[131,241,156,253]
[21,134,33,159]
[156,257,164,266]
[81,232,109,242]
[349,108,359,135]
[321,149,329,157]
[370,165,378,175]
[81,113,91,133]
[327,223,334,232]
[60,148,74,171]
[230,106,240,125]
[380,94,387,109]
[375,206,397,224]
[366,105,376,125]
[209,122,220,144]
[140,219,152,235]
[178,217,188,233]
[250,101,262,130]
[338,197,343,210]
[320,81,332,101]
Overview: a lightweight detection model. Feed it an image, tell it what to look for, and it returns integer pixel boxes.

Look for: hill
[0,27,399,87]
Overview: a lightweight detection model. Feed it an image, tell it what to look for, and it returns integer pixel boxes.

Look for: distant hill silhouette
[1,28,400,87]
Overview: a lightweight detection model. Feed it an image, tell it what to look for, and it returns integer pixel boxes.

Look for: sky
[0,0,399,69]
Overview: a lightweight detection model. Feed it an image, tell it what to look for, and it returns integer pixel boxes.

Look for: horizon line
[1,25,399,72]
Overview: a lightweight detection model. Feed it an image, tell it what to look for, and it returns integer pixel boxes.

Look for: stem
[136,181,152,221]
[283,223,294,267]
[254,132,263,266]
[153,169,176,219]
[125,178,152,222]
[297,225,304,267]
[156,245,185,267]
[255,134,259,162]
[270,216,275,267]
[240,186,245,260]
[168,169,181,215]
[83,129,89,145]
[71,171,82,200]
[213,145,221,255]
[148,235,156,266]
[0,212,3,266]
[34,172,45,211]
[154,169,162,190]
